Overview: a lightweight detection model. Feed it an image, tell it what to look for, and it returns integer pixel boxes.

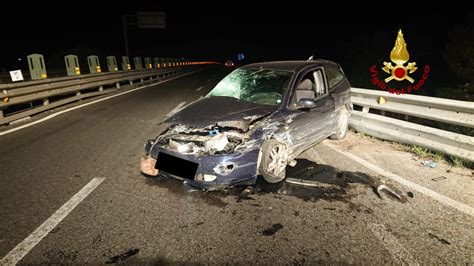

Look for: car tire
[259,139,288,183]
[330,108,349,140]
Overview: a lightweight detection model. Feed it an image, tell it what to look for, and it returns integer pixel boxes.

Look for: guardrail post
[76,91,81,96]
[122,56,131,71]
[362,106,370,113]
[87,55,101,74]
[43,98,49,106]
[140,78,144,83]
[99,86,103,92]
[116,82,120,89]
[0,109,4,119]
[129,80,133,85]
[106,56,118,71]
[27,54,48,80]
[134,57,143,70]
[65,55,81,76]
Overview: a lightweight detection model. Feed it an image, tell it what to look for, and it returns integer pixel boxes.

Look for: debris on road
[285,177,325,187]
[428,233,451,245]
[376,184,403,201]
[421,160,438,168]
[262,223,283,236]
[373,180,406,202]
[236,186,255,202]
[105,249,140,264]
[431,176,447,182]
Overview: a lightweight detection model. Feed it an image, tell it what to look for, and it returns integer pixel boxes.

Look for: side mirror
[297,98,317,109]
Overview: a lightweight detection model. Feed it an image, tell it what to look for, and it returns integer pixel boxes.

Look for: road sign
[137,12,165,29]
[9,70,24,82]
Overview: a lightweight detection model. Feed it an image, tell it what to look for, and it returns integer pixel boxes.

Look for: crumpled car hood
[165,96,276,129]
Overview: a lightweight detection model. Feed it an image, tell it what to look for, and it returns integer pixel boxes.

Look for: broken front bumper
[141,144,260,189]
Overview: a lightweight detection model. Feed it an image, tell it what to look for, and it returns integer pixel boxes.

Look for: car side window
[313,69,327,97]
[290,69,328,109]
[325,67,344,89]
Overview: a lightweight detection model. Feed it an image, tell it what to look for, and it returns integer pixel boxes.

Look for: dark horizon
[1,2,473,86]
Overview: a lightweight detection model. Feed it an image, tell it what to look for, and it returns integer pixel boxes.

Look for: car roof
[242,60,339,72]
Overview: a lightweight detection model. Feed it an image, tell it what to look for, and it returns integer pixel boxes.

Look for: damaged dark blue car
[140,60,352,189]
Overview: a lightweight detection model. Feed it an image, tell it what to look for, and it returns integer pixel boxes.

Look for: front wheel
[259,139,288,183]
[330,108,349,140]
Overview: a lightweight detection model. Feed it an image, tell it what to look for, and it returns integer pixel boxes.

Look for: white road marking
[367,223,418,264]
[196,86,203,91]
[323,142,474,217]
[0,70,203,137]
[164,102,187,118]
[0,178,105,265]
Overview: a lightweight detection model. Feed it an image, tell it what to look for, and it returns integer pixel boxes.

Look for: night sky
[1,1,472,85]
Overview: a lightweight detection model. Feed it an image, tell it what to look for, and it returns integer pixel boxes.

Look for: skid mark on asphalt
[0,178,105,265]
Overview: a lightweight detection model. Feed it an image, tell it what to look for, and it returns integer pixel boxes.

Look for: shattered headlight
[169,139,199,154]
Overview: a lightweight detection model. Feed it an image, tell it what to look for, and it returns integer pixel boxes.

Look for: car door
[287,67,336,155]
[324,65,352,133]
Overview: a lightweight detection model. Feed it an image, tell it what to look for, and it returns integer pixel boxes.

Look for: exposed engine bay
[153,122,252,156]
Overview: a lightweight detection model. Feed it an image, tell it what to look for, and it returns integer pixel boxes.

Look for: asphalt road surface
[1,66,473,264]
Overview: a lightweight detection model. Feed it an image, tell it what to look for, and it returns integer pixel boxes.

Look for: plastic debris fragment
[421,160,437,168]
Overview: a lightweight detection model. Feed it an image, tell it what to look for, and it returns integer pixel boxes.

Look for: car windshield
[207,68,293,106]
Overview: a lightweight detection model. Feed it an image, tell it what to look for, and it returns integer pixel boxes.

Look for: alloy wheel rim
[267,144,287,175]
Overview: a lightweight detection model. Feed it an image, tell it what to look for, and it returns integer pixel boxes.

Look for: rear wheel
[259,139,288,183]
[330,108,349,140]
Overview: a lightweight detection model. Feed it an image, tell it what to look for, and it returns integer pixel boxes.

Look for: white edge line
[323,142,474,217]
[196,86,203,91]
[0,70,203,137]
[367,223,418,264]
[0,177,105,265]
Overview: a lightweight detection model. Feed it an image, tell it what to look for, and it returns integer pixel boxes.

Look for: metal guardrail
[0,67,195,125]
[349,88,474,161]
[1,78,471,161]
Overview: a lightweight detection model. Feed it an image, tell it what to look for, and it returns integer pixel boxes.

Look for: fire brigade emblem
[382,30,417,83]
